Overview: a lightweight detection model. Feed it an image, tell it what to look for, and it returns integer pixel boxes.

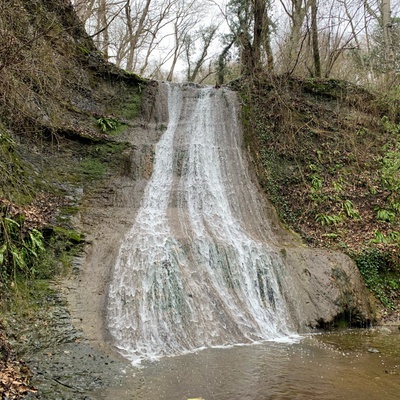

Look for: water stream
[107,83,298,363]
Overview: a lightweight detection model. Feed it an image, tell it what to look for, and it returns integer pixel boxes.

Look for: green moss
[0,125,35,203]
[77,157,107,181]
[59,205,79,216]
[0,279,55,315]
[52,227,84,243]
[119,91,142,120]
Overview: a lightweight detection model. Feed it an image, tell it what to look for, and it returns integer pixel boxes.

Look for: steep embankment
[0,1,147,396]
[239,74,400,323]
[0,0,147,294]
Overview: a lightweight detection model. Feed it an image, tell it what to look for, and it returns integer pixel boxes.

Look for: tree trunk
[126,0,152,72]
[101,0,109,60]
[381,0,394,85]
[218,38,235,85]
[291,0,303,58]
[167,24,180,82]
[264,11,274,72]
[310,0,320,77]
[252,0,266,70]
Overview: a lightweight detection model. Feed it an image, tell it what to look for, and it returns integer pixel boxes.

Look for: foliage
[380,143,400,199]
[370,230,400,245]
[0,213,45,287]
[375,208,396,223]
[375,141,400,226]
[355,249,400,309]
[96,116,120,132]
[343,200,361,220]
[315,213,342,226]
[0,126,34,203]
[378,87,400,122]
[118,90,143,120]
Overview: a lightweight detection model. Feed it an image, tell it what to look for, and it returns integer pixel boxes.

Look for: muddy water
[84,329,399,400]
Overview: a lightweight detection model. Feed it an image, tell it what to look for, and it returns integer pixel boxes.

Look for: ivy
[355,249,399,309]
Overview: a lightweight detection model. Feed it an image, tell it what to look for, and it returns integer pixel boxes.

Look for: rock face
[70,82,373,361]
[66,82,169,349]
[283,247,373,329]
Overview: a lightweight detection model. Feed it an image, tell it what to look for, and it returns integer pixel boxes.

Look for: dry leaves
[0,193,67,234]
[0,366,37,399]
[0,327,37,399]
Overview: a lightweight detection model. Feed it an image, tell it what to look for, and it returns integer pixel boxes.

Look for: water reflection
[92,329,400,400]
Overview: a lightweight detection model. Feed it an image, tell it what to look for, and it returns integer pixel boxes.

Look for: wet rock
[368,348,380,353]
[2,283,134,400]
[26,341,134,400]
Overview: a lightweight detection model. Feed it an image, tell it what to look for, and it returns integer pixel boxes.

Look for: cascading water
[107,83,297,363]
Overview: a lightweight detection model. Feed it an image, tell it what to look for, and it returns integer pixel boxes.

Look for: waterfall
[107,83,296,363]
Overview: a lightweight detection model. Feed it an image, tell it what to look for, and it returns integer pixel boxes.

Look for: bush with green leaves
[0,214,45,286]
[343,200,361,220]
[315,213,343,226]
[355,249,400,309]
[96,116,120,132]
[381,143,400,200]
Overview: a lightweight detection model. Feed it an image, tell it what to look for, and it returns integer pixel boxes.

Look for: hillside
[0,0,146,289]
[0,1,148,396]
[238,74,400,322]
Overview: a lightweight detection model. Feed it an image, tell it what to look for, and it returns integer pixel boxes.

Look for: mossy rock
[53,227,84,244]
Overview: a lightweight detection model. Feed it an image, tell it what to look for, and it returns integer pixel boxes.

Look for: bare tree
[139,0,179,74]
[124,0,152,71]
[166,0,205,81]
[184,24,219,82]
[279,0,311,73]
[97,0,110,59]
[71,0,398,88]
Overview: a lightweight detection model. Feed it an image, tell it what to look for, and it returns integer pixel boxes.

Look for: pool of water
[90,328,400,400]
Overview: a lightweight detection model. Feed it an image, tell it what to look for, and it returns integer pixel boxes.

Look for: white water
[107,83,296,363]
